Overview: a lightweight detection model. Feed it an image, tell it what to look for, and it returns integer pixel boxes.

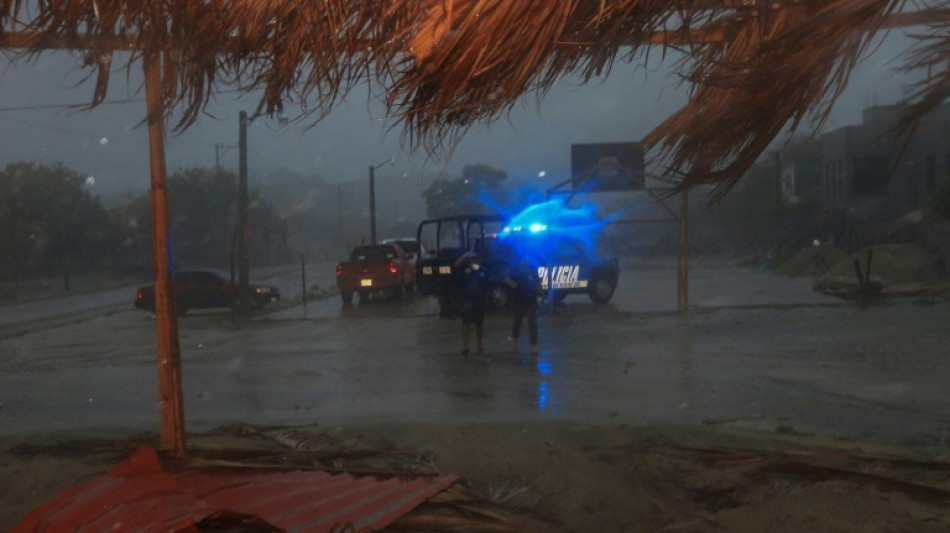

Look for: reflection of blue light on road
[536,356,553,413]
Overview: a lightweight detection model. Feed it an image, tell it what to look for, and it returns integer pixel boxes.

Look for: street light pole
[369,156,394,244]
[369,164,377,243]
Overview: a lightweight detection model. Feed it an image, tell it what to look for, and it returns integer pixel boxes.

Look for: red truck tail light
[336,264,343,277]
[389,261,398,274]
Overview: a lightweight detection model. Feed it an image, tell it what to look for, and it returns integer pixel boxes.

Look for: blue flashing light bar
[500,223,548,235]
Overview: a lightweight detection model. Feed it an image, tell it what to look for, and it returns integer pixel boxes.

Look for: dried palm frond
[895,3,950,130]
[643,0,908,201]
[1,0,945,196]
[382,481,543,533]
[383,0,689,155]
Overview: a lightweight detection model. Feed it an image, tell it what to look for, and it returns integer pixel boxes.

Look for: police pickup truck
[487,226,619,306]
[414,214,618,311]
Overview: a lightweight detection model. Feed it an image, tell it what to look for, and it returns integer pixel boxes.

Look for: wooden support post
[677,190,690,311]
[301,253,307,303]
[144,50,186,456]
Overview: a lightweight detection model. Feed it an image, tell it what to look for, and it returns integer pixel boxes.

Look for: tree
[708,162,782,249]
[932,180,950,221]
[0,162,120,279]
[123,167,291,268]
[422,164,508,217]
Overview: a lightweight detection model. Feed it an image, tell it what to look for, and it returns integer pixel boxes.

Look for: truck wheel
[588,277,616,303]
[341,290,354,305]
[489,286,510,309]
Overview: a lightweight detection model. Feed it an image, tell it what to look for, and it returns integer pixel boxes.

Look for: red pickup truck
[335,243,414,304]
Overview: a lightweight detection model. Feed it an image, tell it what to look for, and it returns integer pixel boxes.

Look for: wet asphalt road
[1,256,949,455]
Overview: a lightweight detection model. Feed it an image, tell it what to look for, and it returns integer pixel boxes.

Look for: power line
[0,113,219,147]
[0,97,141,112]
[0,113,108,138]
[0,89,245,113]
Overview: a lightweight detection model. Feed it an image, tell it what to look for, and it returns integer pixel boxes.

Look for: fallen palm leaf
[761,460,950,503]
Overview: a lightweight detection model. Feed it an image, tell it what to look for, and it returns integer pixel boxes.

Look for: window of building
[925,155,936,190]
[852,157,890,195]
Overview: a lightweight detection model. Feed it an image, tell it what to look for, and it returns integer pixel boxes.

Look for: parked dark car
[134,269,280,314]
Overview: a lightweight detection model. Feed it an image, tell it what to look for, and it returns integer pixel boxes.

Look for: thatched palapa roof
[1,0,948,199]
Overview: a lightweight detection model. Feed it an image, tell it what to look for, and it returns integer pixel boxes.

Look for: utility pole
[369,156,394,244]
[677,190,689,311]
[369,164,377,243]
[237,110,249,314]
[772,150,782,255]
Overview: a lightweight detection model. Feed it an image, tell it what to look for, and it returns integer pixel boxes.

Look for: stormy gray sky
[0,31,921,197]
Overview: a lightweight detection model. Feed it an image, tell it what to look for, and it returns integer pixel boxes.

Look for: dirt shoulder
[4,421,950,532]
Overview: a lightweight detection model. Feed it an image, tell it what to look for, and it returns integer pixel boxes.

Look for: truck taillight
[389,261,398,274]
[335,264,342,277]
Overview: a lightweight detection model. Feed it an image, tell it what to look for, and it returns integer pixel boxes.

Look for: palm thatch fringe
[644,0,908,200]
[1,0,946,197]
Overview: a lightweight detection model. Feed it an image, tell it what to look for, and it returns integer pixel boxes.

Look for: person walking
[505,256,541,355]
[453,251,488,355]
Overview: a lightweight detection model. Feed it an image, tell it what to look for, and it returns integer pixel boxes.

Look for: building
[785,103,950,247]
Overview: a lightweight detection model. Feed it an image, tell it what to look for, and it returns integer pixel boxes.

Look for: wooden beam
[0,32,139,50]
[1,9,946,51]
[560,8,950,46]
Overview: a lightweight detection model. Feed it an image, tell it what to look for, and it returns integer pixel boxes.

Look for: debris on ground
[8,426,539,533]
[7,423,950,533]
[776,242,847,278]
[813,243,947,299]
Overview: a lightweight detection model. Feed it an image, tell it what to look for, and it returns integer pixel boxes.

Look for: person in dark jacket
[453,252,488,355]
[505,256,541,355]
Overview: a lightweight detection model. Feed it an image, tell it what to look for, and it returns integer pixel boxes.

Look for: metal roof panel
[13,447,458,533]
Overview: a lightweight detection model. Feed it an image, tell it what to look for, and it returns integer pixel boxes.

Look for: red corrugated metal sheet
[13,447,458,533]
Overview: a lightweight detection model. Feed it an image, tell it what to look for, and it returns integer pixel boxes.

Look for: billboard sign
[571,142,645,192]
